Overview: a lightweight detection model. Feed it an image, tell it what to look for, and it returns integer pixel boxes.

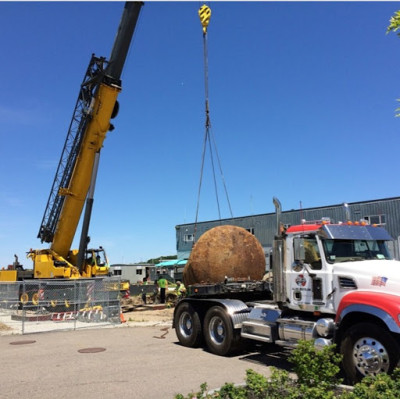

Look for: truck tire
[341,322,400,384]
[203,306,240,356]
[175,302,202,348]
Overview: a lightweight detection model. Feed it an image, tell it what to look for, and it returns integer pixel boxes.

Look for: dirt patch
[0,322,12,331]
[121,294,176,324]
[124,306,174,324]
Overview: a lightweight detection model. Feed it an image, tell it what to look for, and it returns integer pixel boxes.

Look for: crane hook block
[199,5,211,34]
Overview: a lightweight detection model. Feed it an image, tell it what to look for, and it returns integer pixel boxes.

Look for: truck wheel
[204,306,240,356]
[174,302,202,348]
[341,322,400,384]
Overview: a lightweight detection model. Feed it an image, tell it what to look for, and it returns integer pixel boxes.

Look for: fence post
[21,281,25,335]
[73,280,77,330]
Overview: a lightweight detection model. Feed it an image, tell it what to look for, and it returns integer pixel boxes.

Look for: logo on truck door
[295,274,307,287]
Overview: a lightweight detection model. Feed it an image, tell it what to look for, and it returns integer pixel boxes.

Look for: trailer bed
[186,280,273,301]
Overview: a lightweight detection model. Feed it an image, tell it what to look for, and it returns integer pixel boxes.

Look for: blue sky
[1,1,400,266]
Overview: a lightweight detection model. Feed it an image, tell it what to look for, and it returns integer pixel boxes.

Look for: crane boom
[37,55,107,246]
[32,2,143,278]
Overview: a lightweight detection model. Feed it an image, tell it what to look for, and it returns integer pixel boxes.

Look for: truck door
[288,236,331,312]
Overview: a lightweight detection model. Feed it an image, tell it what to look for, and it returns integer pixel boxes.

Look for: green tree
[147,255,177,264]
[387,11,400,116]
[387,11,400,35]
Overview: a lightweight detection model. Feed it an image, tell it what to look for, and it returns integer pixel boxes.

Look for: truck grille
[338,277,357,289]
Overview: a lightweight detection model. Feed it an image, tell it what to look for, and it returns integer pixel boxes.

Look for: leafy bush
[341,369,400,399]
[175,340,400,399]
[289,340,343,393]
[175,339,343,399]
[246,367,296,398]
[174,381,246,399]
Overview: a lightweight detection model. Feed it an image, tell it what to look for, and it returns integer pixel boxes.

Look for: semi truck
[173,197,400,384]
[0,2,142,287]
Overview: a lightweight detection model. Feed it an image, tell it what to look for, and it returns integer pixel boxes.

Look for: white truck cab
[174,201,400,384]
[285,222,397,315]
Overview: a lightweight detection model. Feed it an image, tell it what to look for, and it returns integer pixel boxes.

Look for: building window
[246,227,255,235]
[136,269,143,275]
[184,234,194,242]
[364,214,386,226]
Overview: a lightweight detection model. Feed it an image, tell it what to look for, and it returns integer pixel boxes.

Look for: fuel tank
[183,225,266,286]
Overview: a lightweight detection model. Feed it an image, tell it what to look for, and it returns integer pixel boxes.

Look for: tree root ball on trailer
[183,225,266,286]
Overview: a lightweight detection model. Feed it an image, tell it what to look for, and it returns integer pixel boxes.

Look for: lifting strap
[194,4,233,243]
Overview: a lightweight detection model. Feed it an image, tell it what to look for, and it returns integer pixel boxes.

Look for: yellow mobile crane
[0,2,143,284]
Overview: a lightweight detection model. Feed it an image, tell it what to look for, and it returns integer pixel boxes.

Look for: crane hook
[198,5,211,34]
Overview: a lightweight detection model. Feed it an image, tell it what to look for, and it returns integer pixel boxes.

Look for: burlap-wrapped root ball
[183,225,266,286]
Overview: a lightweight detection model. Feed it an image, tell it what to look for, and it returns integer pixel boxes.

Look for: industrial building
[110,260,187,284]
[175,197,400,265]
[110,263,154,284]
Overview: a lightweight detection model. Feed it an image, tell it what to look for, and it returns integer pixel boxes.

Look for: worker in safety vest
[157,275,168,304]
[175,281,186,298]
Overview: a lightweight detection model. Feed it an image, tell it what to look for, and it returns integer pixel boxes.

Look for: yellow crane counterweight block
[199,5,211,34]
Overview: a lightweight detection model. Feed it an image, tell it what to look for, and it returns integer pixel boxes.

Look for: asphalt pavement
[0,323,283,398]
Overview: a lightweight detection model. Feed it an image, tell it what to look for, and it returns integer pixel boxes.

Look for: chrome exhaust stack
[272,197,285,304]
[273,197,282,237]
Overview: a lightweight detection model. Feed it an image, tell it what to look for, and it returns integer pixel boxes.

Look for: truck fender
[174,298,250,329]
[336,291,400,334]
[211,299,250,328]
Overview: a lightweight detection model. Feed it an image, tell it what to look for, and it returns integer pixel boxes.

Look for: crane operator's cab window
[86,250,107,267]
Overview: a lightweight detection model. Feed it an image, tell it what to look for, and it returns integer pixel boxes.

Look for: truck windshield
[322,239,392,263]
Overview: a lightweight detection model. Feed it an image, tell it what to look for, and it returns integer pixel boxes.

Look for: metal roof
[155,260,187,267]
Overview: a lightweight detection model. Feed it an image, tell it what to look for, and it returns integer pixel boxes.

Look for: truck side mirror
[293,237,305,261]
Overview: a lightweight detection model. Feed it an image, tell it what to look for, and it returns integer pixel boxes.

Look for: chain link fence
[0,277,123,334]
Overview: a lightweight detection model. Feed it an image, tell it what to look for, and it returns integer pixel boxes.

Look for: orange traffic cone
[120,312,126,323]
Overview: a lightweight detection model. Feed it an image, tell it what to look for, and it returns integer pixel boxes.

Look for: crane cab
[83,247,110,277]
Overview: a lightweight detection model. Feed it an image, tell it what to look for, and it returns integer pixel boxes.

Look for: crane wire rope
[194,5,233,243]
